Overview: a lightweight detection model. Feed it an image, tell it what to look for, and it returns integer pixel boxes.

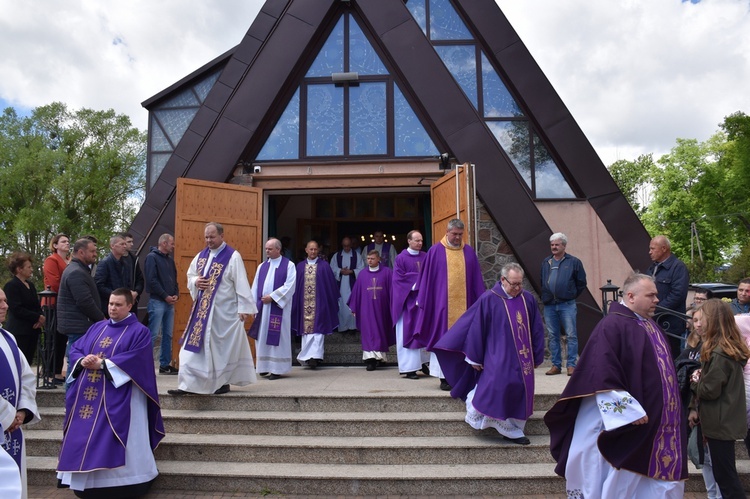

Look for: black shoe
[503,435,531,446]
[421,363,430,376]
[258,372,269,377]
[214,384,230,394]
[439,379,452,391]
[308,359,318,369]
[159,365,179,375]
[268,374,282,380]
[365,359,377,371]
[404,371,419,380]
[52,377,65,385]
[167,389,190,396]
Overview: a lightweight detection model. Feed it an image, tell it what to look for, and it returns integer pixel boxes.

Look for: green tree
[0,103,145,281]
[608,154,654,214]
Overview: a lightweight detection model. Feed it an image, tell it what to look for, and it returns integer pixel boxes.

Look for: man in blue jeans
[145,233,179,374]
[541,233,587,376]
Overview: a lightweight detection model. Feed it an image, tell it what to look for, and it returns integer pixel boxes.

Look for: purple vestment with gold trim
[58,315,164,473]
[348,267,395,351]
[434,284,545,420]
[544,301,688,481]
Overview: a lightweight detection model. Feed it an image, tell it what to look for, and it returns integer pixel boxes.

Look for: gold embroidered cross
[519,344,530,358]
[79,404,94,419]
[367,278,382,300]
[83,386,99,401]
[87,371,102,383]
[99,337,113,348]
[270,316,282,329]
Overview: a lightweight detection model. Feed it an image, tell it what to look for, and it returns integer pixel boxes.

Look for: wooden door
[429,163,476,246]
[172,178,263,365]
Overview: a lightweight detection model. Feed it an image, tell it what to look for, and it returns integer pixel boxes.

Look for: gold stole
[302,263,317,334]
[443,236,467,328]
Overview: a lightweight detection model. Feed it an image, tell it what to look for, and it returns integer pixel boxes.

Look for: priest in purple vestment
[434,263,544,445]
[544,273,687,497]
[348,251,395,371]
[291,240,339,369]
[391,230,429,379]
[57,288,165,498]
[413,219,485,390]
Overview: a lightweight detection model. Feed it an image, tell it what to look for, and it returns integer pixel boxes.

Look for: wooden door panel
[430,164,475,246]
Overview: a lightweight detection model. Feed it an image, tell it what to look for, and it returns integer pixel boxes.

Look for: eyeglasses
[503,277,523,288]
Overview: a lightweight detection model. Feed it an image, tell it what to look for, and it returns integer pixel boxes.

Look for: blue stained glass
[158,89,200,109]
[257,89,300,160]
[150,116,173,152]
[406,0,427,35]
[435,45,477,108]
[394,85,438,157]
[487,121,532,189]
[349,83,387,155]
[482,53,523,118]
[430,0,472,40]
[154,108,196,147]
[533,133,575,198]
[149,153,170,188]
[194,69,221,102]
[307,17,344,77]
[307,84,344,156]
[349,18,387,75]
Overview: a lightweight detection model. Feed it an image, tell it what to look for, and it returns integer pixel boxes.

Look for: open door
[429,163,476,246]
[172,178,263,365]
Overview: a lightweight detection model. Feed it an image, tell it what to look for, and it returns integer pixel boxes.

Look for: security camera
[253,165,262,174]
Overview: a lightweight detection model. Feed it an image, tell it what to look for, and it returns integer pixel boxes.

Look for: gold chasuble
[443,236,467,328]
[302,263,318,334]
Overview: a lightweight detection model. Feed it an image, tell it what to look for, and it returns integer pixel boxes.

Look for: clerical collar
[268,255,282,262]
[368,265,380,272]
[110,313,132,324]
[407,248,420,255]
[619,301,648,320]
[209,242,227,256]
[307,258,318,264]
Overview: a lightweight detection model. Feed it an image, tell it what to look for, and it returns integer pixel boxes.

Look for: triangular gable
[130,0,651,330]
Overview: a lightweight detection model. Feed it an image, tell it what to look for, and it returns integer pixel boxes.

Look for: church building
[129,0,651,344]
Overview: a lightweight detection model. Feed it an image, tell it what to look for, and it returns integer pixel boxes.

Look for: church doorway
[268,189,432,263]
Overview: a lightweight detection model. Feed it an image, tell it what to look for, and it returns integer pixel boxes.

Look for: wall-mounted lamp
[332,72,359,87]
[439,152,454,170]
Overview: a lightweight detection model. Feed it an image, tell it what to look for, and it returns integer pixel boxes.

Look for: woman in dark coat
[3,252,45,362]
[689,299,750,498]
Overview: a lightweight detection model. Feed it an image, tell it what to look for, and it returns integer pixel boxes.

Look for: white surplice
[565,392,684,498]
[330,250,363,331]
[252,256,296,375]
[0,330,40,499]
[178,243,257,393]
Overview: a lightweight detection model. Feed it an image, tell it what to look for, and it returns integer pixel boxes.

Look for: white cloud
[0,0,748,166]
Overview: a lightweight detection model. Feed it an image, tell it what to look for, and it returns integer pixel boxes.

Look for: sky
[0,0,748,166]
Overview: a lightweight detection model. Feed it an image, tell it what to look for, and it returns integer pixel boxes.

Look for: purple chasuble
[58,314,164,472]
[365,242,393,268]
[0,328,23,470]
[248,257,291,346]
[348,267,395,351]
[544,301,687,481]
[390,249,426,348]
[434,284,545,420]
[413,240,485,350]
[291,259,340,336]
[182,244,236,353]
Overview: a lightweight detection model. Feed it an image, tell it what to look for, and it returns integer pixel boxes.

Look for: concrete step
[29,457,750,495]
[27,430,556,465]
[32,407,552,437]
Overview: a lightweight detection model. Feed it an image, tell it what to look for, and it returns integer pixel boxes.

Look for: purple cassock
[57,314,165,473]
[413,240,485,350]
[348,267,395,351]
[291,258,340,335]
[544,301,687,482]
[390,250,426,348]
[434,284,545,421]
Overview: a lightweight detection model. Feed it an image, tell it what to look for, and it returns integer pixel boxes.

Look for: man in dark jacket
[95,234,144,317]
[57,238,105,370]
[541,233,587,376]
[122,232,145,312]
[144,233,179,374]
[646,235,689,359]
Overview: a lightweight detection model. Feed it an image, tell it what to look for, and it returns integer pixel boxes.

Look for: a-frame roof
[131,0,651,321]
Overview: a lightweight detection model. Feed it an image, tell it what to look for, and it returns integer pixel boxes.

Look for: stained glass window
[307,17,345,77]
[482,53,522,118]
[350,83,387,155]
[395,84,438,157]
[429,0,472,40]
[435,45,477,108]
[350,20,387,75]
[406,0,427,35]
[257,89,300,160]
[307,84,344,156]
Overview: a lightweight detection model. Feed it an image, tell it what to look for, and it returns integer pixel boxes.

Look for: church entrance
[268,190,431,262]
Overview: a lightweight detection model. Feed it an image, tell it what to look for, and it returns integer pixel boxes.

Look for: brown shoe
[546,366,561,376]
[567,367,575,376]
